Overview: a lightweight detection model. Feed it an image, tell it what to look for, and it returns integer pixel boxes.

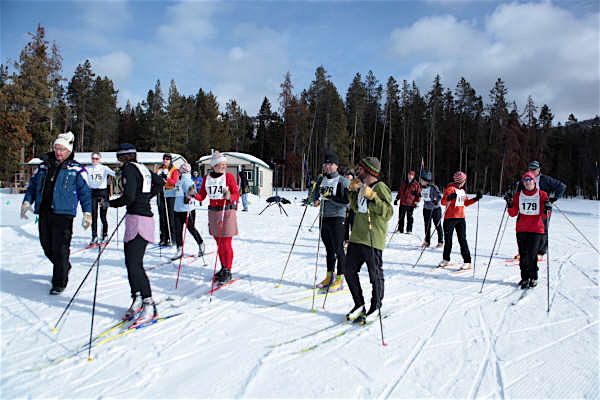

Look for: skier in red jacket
[506,171,550,289]
[438,171,482,270]
[394,170,421,233]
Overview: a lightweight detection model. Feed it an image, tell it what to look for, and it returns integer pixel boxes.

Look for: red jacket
[441,183,477,219]
[507,188,549,233]
[396,179,421,206]
[195,172,240,207]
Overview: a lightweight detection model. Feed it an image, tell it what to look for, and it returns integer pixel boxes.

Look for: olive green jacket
[348,180,393,250]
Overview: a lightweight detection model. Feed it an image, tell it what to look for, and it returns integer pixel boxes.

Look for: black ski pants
[423,207,443,244]
[174,210,204,248]
[517,232,543,281]
[91,188,109,238]
[397,205,415,232]
[39,211,73,289]
[344,243,384,310]
[124,234,152,299]
[443,218,471,263]
[158,194,176,243]
[538,218,549,255]
[320,217,346,275]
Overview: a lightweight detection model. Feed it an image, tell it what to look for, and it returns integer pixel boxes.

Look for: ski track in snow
[1,194,598,398]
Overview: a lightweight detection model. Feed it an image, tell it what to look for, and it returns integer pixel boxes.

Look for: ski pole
[473,200,480,278]
[175,211,190,289]
[553,203,599,255]
[52,213,126,333]
[546,212,552,313]
[494,210,509,257]
[209,205,227,303]
[87,241,102,361]
[308,213,319,232]
[165,192,173,246]
[479,204,508,293]
[310,202,325,312]
[275,203,309,288]
[367,207,387,347]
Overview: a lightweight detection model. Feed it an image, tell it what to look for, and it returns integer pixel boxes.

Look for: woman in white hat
[193,151,239,283]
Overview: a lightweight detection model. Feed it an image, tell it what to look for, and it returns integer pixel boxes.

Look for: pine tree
[67,60,95,151]
[345,73,367,167]
[89,76,118,151]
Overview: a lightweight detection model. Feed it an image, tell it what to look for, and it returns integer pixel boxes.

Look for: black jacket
[110,162,163,217]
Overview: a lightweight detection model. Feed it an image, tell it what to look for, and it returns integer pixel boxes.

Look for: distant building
[197,151,273,198]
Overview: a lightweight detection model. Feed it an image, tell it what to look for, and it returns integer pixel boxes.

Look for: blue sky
[1,0,598,123]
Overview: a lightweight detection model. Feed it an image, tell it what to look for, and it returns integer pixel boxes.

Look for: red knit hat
[453,171,467,185]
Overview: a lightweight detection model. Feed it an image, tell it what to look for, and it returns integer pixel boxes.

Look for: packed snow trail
[0,193,598,398]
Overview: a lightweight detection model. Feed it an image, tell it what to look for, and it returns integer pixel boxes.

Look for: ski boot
[518,279,529,289]
[458,262,472,271]
[346,304,365,321]
[49,286,65,295]
[436,242,444,248]
[529,279,538,288]
[217,268,232,284]
[421,241,430,248]
[198,241,205,257]
[327,275,344,292]
[170,247,183,261]
[101,234,108,243]
[131,298,158,328]
[437,259,451,268]
[353,308,367,326]
[316,271,333,288]
[90,237,98,246]
[123,293,143,320]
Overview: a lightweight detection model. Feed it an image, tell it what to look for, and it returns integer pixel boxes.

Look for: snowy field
[0,191,598,399]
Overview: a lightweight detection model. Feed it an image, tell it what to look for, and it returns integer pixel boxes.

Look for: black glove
[505,197,512,208]
[475,190,483,200]
[394,199,398,205]
[544,201,552,214]
[549,196,558,203]
[446,193,457,201]
[160,172,168,180]
[504,192,513,202]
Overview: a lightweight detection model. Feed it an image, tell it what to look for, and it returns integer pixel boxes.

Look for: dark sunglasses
[522,177,534,182]
[92,157,100,160]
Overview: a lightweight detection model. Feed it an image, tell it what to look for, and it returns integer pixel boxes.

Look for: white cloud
[91,51,133,82]
[389,2,600,122]
[157,1,217,46]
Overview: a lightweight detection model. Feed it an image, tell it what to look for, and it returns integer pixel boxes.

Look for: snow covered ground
[1,191,598,398]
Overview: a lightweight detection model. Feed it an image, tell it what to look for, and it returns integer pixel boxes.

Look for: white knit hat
[209,151,227,167]
[54,131,74,152]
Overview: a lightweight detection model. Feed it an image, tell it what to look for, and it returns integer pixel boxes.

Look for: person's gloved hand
[446,193,457,201]
[504,192,513,208]
[349,178,362,192]
[222,187,231,200]
[544,201,552,214]
[20,201,33,219]
[363,186,377,200]
[393,199,398,205]
[549,196,558,203]
[475,190,483,200]
[82,212,92,229]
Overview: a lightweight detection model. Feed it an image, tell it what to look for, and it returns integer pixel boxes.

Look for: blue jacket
[174,173,195,213]
[24,152,92,216]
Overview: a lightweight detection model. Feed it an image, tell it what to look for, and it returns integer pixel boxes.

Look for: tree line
[1,25,598,198]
